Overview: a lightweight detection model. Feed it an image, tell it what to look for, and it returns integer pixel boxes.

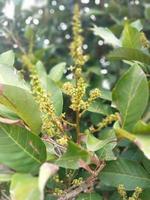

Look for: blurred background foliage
[0,0,150,90]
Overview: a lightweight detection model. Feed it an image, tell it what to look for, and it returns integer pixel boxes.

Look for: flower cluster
[63,79,101,112]
[118,184,128,200]
[70,4,88,67]
[63,4,101,114]
[118,185,142,200]
[71,177,83,186]
[140,32,150,48]
[22,55,63,136]
[90,113,119,133]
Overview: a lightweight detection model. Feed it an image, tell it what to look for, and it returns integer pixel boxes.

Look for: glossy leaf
[112,64,149,131]
[92,25,121,47]
[0,84,42,134]
[49,62,66,82]
[121,23,141,49]
[97,130,117,161]
[100,158,150,190]
[56,141,91,169]
[108,47,150,64]
[0,123,46,173]
[10,173,40,200]
[88,99,115,116]
[86,130,116,152]
[115,128,150,160]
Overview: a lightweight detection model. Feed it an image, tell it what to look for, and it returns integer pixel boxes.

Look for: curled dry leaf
[0,116,23,125]
[39,163,59,200]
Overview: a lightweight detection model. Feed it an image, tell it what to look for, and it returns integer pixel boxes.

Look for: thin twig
[76,111,81,144]
[58,161,105,200]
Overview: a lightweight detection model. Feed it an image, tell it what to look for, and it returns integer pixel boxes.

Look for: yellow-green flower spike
[140,32,150,48]
[22,54,63,136]
[90,113,119,133]
[118,184,128,200]
[70,4,88,68]
[131,187,142,200]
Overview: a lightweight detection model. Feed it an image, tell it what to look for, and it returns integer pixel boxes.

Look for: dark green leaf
[88,100,115,116]
[0,124,46,173]
[100,158,150,190]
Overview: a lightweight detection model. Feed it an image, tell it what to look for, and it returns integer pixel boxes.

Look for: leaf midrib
[0,126,41,164]
[122,70,143,128]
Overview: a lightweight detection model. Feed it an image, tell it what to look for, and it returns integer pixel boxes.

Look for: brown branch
[58,176,97,200]
[58,161,105,200]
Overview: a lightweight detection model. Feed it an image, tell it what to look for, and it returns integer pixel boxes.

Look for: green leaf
[76,193,103,200]
[88,99,115,116]
[92,25,121,47]
[142,157,150,174]
[56,141,91,169]
[97,130,117,161]
[10,173,40,200]
[36,61,47,78]
[133,120,150,134]
[0,124,46,173]
[0,104,19,120]
[86,130,116,152]
[100,89,112,101]
[0,84,42,134]
[121,23,141,49]
[112,64,149,131]
[0,50,15,67]
[108,47,150,64]
[134,133,150,160]
[0,64,29,90]
[49,62,66,82]
[37,63,63,115]
[115,128,150,160]
[100,158,150,190]
[140,189,150,200]
[42,77,63,116]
